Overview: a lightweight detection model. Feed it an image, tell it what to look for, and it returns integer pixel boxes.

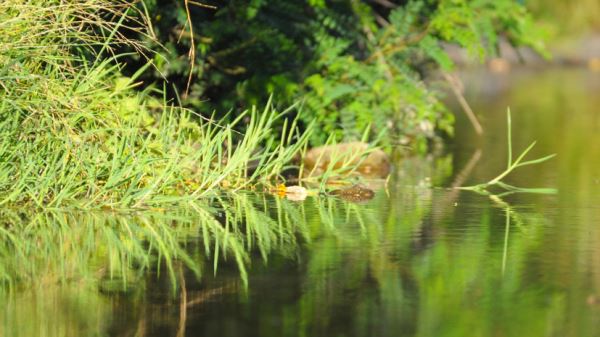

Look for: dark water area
[2,68,600,337]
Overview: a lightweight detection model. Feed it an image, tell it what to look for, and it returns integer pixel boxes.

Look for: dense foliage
[137,0,547,150]
[0,0,548,208]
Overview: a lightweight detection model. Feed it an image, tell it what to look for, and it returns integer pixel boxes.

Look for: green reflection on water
[3,68,600,337]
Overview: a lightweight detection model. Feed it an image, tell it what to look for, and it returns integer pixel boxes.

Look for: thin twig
[183,0,195,99]
[188,1,217,9]
[442,72,483,135]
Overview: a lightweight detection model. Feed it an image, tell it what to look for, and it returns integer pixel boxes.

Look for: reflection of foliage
[2,156,595,337]
[0,194,304,288]
[136,0,547,150]
[0,194,570,337]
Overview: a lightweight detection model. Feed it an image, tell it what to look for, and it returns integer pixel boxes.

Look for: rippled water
[2,68,600,337]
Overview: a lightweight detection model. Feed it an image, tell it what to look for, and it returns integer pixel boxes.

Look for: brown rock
[303,142,391,178]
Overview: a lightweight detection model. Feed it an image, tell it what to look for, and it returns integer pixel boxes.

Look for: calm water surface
[2,68,600,337]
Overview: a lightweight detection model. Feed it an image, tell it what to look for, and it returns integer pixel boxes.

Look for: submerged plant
[459,109,556,196]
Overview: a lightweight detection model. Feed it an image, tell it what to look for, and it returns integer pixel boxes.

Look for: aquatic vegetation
[459,109,556,196]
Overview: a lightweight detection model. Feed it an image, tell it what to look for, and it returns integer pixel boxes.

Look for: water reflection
[2,68,600,336]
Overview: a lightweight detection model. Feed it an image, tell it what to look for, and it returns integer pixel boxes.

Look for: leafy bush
[136,0,547,151]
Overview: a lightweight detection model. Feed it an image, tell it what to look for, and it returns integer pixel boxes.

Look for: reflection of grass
[459,109,556,196]
[0,188,389,291]
[0,284,109,337]
[0,210,197,288]
[0,191,342,290]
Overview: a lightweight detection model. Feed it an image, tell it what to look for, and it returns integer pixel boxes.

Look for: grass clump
[0,0,313,210]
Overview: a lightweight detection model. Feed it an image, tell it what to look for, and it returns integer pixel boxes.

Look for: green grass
[0,92,312,209]
[0,0,320,210]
